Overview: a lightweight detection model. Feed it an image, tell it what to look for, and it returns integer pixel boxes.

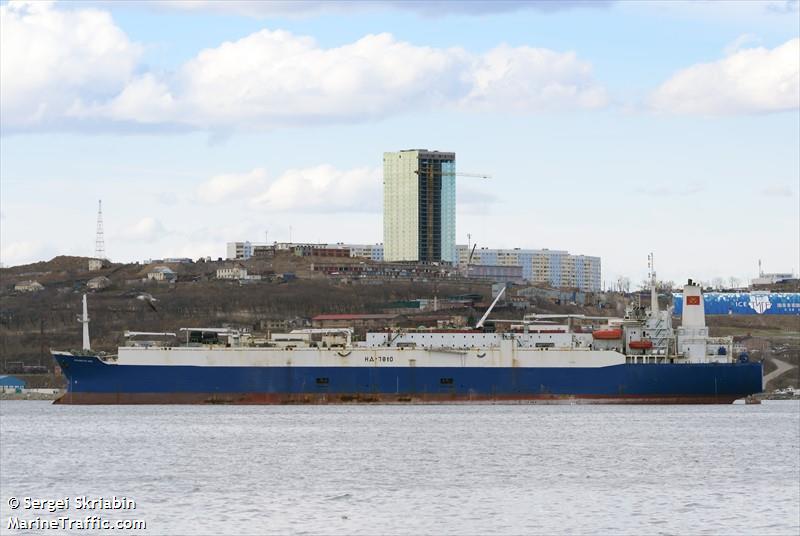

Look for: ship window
[316,377,329,384]
[440,377,454,385]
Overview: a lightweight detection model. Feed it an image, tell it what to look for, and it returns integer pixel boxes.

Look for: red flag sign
[686,296,701,305]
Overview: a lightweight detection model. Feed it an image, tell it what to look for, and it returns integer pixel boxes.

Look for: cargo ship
[52,280,763,404]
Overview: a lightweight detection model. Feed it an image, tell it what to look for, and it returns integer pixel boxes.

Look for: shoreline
[2,392,797,402]
[0,390,62,401]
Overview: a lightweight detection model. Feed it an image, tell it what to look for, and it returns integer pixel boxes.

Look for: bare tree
[617,277,631,293]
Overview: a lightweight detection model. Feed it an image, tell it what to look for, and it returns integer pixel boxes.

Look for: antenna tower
[95,200,106,259]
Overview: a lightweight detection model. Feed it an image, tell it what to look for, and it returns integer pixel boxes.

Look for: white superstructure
[93,280,736,371]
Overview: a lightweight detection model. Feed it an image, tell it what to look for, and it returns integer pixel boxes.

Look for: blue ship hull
[53,354,763,404]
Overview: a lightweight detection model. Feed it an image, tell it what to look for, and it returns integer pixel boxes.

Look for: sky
[1,0,798,288]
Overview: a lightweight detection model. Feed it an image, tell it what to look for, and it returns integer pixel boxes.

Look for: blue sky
[1,0,798,287]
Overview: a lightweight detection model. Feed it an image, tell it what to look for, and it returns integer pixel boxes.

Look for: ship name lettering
[365,356,394,363]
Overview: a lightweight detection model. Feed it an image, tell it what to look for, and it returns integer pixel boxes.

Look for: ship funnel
[681,280,705,328]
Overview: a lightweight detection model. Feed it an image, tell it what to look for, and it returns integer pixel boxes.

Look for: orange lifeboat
[629,339,653,350]
[592,329,622,340]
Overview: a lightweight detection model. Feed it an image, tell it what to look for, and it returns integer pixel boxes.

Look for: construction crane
[413,170,492,180]
[465,243,477,276]
[413,168,492,262]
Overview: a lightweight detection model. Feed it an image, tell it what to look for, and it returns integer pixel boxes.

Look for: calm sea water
[1,401,798,535]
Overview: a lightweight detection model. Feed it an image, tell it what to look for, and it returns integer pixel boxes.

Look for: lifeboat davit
[592,329,622,340]
[629,339,654,350]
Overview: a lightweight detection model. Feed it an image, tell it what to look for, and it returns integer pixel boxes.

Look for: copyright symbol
[8,497,19,509]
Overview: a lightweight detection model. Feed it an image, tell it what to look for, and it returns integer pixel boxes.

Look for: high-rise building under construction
[383,149,456,263]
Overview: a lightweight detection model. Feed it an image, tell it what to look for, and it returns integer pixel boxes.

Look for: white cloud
[1,2,608,132]
[150,0,613,17]
[0,1,141,130]
[650,38,800,115]
[464,44,607,110]
[196,165,381,212]
[196,168,268,203]
[723,33,761,56]
[0,240,51,267]
[172,31,469,128]
[119,217,167,242]
[634,184,704,196]
[92,31,605,129]
[85,74,177,124]
[760,185,795,197]
[251,165,381,212]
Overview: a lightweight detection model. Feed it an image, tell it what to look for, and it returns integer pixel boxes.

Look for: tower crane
[413,170,492,179]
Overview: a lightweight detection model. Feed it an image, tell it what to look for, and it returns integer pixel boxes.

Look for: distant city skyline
[1,0,798,285]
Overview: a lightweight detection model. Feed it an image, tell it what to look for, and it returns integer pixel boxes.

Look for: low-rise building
[293,246,350,258]
[14,280,44,292]
[217,266,248,280]
[216,266,262,281]
[466,264,524,283]
[227,241,384,261]
[259,318,291,332]
[147,266,177,283]
[227,242,274,260]
[87,276,112,290]
[88,258,104,271]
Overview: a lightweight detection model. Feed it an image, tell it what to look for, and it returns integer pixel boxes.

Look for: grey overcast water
[1,401,798,536]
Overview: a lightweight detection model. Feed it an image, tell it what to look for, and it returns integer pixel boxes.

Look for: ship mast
[648,252,658,315]
[78,294,91,350]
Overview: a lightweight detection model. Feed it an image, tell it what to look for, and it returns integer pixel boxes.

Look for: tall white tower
[95,200,106,259]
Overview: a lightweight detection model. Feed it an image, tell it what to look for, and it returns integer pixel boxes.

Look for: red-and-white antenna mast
[95,200,106,259]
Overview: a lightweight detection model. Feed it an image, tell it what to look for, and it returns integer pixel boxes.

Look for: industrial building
[751,272,795,286]
[0,375,26,393]
[457,246,601,292]
[383,149,456,263]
